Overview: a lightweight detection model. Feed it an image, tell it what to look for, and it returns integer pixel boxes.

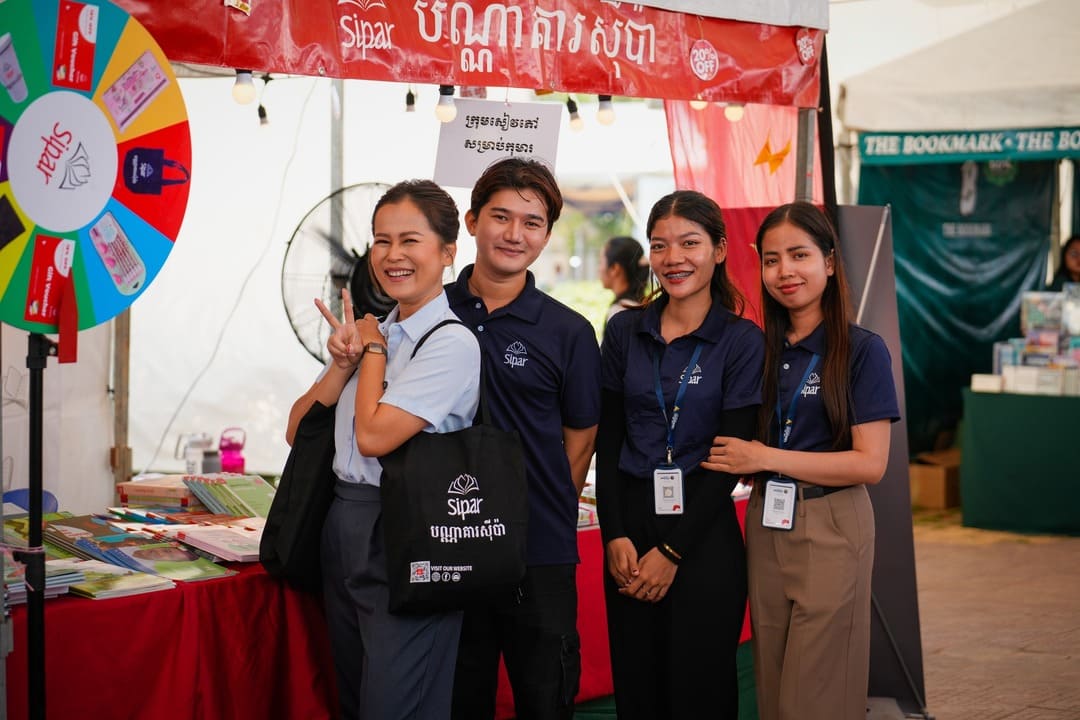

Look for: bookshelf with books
[972,284,1080,396]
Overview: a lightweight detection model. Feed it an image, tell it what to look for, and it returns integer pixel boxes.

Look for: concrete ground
[912,510,1080,720]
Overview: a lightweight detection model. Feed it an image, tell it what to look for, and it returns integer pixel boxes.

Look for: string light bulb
[566,97,584,131]
[724,103,745,122]
[405,87,416,112]
[596,95,615,126]
[232,69,256,104]
[257,103,268,126]
[690,98,709,111]
[435,85,457,123]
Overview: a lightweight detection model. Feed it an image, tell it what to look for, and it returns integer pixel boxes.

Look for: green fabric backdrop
[858,160,1056,454]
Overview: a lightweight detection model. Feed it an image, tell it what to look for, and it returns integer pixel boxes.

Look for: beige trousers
[746,483,875,720]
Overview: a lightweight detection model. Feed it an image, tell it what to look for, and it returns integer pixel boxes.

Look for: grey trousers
[322,480,463,720]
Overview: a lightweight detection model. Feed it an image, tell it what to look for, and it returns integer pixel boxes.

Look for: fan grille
[282,182,393,363]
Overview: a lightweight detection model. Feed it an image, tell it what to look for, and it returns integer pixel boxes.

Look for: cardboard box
[909,447,961,509]
[970,373,1003,393]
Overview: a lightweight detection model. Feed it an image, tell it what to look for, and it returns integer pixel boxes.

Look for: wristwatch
[362,342,388,358]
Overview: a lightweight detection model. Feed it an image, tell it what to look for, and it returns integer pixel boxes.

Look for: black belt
[799,484,853,500]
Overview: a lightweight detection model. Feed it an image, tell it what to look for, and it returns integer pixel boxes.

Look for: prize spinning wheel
[0,0,190,332]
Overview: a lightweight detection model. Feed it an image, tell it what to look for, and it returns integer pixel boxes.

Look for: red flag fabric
[664,101,824,325]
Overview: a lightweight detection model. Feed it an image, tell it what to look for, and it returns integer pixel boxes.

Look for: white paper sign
[434,98,562,189]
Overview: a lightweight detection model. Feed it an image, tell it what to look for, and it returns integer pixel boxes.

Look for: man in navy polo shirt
[448,157,601,720]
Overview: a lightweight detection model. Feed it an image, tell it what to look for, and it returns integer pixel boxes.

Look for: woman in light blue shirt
[287,180,479,720]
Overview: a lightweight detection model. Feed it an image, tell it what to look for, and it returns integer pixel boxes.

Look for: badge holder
[654,448,684,515]
[762,477,796,530]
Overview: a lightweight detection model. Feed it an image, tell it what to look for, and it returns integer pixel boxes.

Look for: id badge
[761,478,796,530]
[653,465,684,515]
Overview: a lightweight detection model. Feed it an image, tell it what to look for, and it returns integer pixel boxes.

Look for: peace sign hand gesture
[315,288,364,369]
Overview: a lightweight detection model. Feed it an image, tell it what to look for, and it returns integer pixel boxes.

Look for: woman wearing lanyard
[597,190,764,719]
[704,202,900,720]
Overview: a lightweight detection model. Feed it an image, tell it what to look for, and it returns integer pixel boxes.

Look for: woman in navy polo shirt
[704,202,899,720]
[597,190,764,719]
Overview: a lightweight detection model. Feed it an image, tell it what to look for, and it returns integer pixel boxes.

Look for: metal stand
[16,333,56,720]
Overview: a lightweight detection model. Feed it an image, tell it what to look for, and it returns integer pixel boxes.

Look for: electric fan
[281,182,395,363]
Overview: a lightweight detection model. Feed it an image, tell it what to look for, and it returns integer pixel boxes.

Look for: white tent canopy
[838,0,1080,132]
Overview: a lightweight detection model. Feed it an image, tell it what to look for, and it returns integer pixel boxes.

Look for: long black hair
[604,235,649,304]
[645,190,744,315]
[756,202,853,449]
[1051,235,1080,286]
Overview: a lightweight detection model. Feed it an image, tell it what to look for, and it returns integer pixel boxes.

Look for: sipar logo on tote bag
[124,146,189,195]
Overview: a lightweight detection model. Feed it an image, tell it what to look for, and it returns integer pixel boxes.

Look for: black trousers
[603,479,747,720]
[451,564,580,720]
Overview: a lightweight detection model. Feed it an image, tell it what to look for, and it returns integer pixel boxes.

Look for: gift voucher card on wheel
[89,211,145,294]
[101,50,167,132]
[25,234,74,324]
[52,1,99,92]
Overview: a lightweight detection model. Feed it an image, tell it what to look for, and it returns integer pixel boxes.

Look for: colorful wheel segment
[0,0,189,332]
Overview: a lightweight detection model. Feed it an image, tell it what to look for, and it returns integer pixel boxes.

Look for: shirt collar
[786,321,827,355]
[379,291,451,342]
[448,264,544,324]
[637,295,736,344]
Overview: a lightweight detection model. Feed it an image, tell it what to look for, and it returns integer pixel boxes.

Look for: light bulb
[566,97,584,132]
[405,88,416,112]
[724,103,745,122]
[596,95,615,126]
[690,99,709,111]
[435,85,457,123]
[232,70,255,105]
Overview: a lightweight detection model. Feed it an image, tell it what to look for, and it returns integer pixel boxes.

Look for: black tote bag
[379,320,528,615]
[260,401,337,592]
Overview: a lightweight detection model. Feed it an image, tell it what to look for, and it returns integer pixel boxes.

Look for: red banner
[115,0,822,107]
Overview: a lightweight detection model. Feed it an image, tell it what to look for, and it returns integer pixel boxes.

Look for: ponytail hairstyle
[603,235,649,304]
[756,202,854,449]
[645,190,745,315]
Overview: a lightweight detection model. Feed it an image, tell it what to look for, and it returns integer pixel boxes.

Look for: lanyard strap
[775,353,820,449]
[652,341,704,465]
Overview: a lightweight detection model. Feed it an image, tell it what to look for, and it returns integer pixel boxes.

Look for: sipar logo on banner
[338,0,394,60]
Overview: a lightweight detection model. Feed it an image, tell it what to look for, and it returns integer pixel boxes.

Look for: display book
[2,511,170,601]
[116,474,205,509]
[109,515,266,563]
[180,473,277,518]
[972,284,1080,395]
[41,513,235,583]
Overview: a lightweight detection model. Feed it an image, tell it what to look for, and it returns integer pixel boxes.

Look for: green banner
[860,127,1080,165]
[858,160,1055,454]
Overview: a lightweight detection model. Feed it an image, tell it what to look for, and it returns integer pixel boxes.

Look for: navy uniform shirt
[601,298,765,478]
[777,322,900,454]
[447,266,601,566]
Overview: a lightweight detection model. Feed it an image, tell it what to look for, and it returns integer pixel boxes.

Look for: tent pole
[330,79,345,253]
[111,311,132,491]
[795,108,816,202]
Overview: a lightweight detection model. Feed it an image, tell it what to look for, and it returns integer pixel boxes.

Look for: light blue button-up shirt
[328,291,480,486]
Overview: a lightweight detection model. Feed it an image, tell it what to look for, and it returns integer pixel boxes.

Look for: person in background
[600,235,650,325]
[448,157,601,720]
[287,180,479,720]
[703,201,900,720]
[1048,235,1080,290]
[597,190,763,719]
